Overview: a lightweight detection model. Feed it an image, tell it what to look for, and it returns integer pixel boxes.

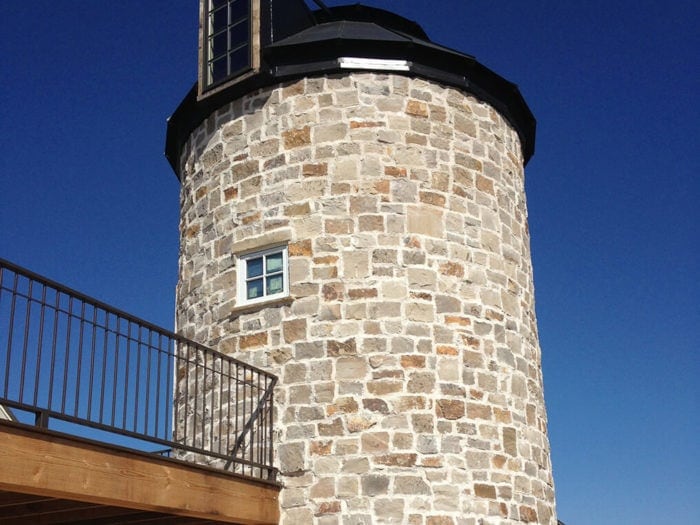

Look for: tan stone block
[375,453,417,467]
[407,205,444,237]
[395,476,430,495]
[436,345,458,356]
[347,415,376,432]
[421,456,443,468]
[327,338,357,356]
[476,175,495,195]
[503,427,517,456]
[342,250,369,279]
[494,408,512,423]
[283,126,311,148]
[303,163,328,177]
[400,355,426,368]
[358,215,384,231]
[426,517,455,525]
[315,501,342,516]
[310,477,335,498]
[314,123,348,143]
[467,403,493,420]
[336,356,368,380]
[283,318,307,343]
[327,397,359,416]
[385,166,407,177]
[436,399,465,420]
[325,219,353,235]
[439,261,464,277]
[406,303,434,322]
[322,282,344,301]
[231,159,259,182]
[419,191,446,207]
[361,474,389,496]
[474,483,497,499]
[394,395,427,411]
[350,120,384,128]
[309,440,333,456]
[239,331,267,349]
[318,417,344,436]
[406,100,429,117]
[347,288,378,300]
[368,301,401,318]
[367,379,402,395]
[284,202,311,216]
[519,505,538,523]
[361,431,389,453]
[278,442,305,474]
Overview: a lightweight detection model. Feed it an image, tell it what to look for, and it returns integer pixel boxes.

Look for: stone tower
[166,2,556,524]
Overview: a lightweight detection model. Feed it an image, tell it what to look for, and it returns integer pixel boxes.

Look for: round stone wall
[175,73,556,524]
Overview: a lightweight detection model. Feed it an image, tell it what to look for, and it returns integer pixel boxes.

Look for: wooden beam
[0,423,279,525]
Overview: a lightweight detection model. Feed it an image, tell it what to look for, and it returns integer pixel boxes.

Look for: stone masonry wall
[175,73,556,524]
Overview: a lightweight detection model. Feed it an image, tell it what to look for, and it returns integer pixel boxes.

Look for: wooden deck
[0,422,279,524]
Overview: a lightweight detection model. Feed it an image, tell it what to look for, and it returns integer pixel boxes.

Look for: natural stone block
[503,427,517,456]
[395,476,430,495]
[436,399,465,420]
[474,483,497,499]
[362,475,389,496]
[407,206,443,237]
[283,126,311,148]
[283,318,307,343]
[336,356,368,380]
[361,432,389,453]
[406,100,429,117]
[278,442,305,474]
[327,338,357,356]
[303,163,328,177]
[239,332,267,349]
[375,453,417,467]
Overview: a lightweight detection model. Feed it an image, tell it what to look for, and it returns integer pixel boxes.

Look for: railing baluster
[74,301,86,417]
[87,305,98,420]
[61,295,73,415]
[32,283,47,407]
[3,272,19,400]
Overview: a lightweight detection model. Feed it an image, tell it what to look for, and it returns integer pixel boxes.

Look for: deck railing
[0,258,277,482]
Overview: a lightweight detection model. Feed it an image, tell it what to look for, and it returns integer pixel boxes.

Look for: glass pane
[229,45,249,75]
[229,21,249,48]
[247,279,263,299]
[211,7,228,33]
[266,252,283,272]
[267,274,284,295]
[230,0,249,23]
[246,257,263,278]
[211,0,228,10]
[211,31,228,59]
[210,57,227,84]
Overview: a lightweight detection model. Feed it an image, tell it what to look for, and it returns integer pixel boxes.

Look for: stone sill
[228,296,294,318]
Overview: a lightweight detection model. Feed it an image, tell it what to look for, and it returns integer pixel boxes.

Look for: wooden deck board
[0,423,279,525]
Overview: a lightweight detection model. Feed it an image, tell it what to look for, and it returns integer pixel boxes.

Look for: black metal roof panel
[165,4,536,178]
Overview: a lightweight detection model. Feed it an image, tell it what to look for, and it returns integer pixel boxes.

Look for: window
[204,0,252,89]
[236,246,289,306]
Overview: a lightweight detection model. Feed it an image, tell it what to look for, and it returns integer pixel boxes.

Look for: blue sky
[1,1,698,523]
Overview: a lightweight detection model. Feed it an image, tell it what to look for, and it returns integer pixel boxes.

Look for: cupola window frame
[198,0,261,98]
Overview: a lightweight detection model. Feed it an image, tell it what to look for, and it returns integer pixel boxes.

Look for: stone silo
[166,2,556,523]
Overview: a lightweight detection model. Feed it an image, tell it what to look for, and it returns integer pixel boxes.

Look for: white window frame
[236,245,289,306]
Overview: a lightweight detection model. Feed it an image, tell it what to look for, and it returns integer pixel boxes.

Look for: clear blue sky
[1,2,698,523]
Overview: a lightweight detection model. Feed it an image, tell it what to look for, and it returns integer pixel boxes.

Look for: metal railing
[0,258,277,482]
